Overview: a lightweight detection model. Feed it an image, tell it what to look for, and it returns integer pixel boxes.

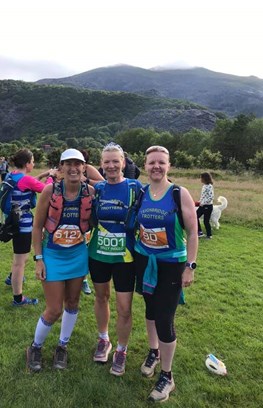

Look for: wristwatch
[186,262,197,270]
[33,254,43,261]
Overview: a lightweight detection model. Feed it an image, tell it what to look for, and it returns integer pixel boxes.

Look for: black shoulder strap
[80,181,90,197]
[53,180,63,196]
[135,184,148,209]
[172,184,184,229]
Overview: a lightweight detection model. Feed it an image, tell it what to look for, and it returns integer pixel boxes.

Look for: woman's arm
[85,164,105,186]
[32,184,53,280]
[88,184,95,197]
[180,187,199,287]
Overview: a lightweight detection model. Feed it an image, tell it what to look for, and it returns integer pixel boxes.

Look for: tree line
[0,114,263,174]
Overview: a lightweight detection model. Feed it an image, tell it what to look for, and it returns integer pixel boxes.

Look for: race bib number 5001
[97,231,126,256]
[53,225,84,247]
[140,226,169,249]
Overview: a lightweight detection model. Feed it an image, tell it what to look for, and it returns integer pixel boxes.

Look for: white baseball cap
[60,149,85,163]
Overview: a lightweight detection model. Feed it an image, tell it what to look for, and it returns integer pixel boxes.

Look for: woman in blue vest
[26,149,94,372]
[4,148,54,306]
[135,146,198,403]
[88,142,142,376]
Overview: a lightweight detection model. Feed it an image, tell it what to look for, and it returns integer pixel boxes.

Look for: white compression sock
[33,315,53,348]
[59,309,79,347]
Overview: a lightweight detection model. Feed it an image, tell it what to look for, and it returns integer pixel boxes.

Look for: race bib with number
[53,224,84,247]
[97,231,126,256]
[140,226,169,249]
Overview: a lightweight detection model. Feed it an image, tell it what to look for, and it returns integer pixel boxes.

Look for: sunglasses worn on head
[145,146,169,155]
[103,142,124,154]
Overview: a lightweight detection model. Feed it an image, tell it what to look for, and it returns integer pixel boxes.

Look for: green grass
[1,225,262,407]
[0,172,263,407]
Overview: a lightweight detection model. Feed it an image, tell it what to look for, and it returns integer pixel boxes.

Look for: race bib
[53,224,84,247]
[97,231,126,256]
[140,226,169,249]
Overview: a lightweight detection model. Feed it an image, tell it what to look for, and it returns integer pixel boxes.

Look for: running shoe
[82,280,92,295]
[93,339,112,363]
[110,350,126,376]
[13,296,38,307]
[141,349,160,378]
[5,273,26,286]
[26,344,42,372]
[53,346,68,369]
[148,373,175,402]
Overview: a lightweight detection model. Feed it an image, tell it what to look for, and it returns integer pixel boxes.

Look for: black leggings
[135,252,185,343]
[197,204,213,237]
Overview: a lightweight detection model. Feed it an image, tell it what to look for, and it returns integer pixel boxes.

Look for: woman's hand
[182,267,194,287]
[35,260,46,281]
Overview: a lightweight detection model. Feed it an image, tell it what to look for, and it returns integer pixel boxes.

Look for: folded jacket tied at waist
[135,243,187,295]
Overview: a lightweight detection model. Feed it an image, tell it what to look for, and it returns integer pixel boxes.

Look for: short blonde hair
[102,142,124,158]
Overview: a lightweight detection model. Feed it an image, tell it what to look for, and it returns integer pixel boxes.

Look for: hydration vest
[44,181,92,234]
[91,179,140,230]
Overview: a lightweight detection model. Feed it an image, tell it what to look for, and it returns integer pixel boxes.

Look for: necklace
[150,185,168,197]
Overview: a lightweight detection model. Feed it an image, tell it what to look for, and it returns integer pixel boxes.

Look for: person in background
[134,146,198,402]
[80,149,104,294]
[0,156,9,181]
[26,148,94,371]
[4,149,55,305]
[88,142,142,376]
[196,172,214,239]
[123,152,140,179]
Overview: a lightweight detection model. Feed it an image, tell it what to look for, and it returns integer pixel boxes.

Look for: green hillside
[0,80,216,142]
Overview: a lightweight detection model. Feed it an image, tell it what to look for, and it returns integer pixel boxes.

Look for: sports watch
[186,262,197,270]
[33,254,43,261]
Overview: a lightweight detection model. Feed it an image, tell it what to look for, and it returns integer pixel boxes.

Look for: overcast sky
[1,0,263,82]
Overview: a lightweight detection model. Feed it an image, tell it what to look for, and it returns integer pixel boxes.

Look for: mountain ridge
[36,65,263,117]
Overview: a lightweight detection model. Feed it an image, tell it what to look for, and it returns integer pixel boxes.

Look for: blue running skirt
[43,243,88,282]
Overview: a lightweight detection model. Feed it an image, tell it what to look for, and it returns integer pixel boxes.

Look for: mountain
[36,65,263,117]
[0,80,217,142]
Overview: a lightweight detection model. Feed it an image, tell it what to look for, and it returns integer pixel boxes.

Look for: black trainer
[26,345,42,372]
[53,346,68,369]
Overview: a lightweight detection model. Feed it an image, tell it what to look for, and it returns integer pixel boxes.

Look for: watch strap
[33,254,43,261]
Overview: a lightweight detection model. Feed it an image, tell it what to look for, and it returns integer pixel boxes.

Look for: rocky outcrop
[130,108,217,133]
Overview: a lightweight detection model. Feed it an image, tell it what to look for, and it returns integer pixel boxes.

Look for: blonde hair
[145,146,170,157]
[102,142,124,158]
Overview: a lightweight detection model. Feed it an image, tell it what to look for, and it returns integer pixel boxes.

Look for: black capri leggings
[135,252,185,343]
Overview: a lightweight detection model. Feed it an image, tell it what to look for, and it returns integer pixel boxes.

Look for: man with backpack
[123,152,140,179]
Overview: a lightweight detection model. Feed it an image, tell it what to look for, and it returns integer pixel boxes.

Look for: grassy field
[0,170,262,407]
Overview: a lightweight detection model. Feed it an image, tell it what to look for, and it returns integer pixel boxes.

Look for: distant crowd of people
[0,144,218,403]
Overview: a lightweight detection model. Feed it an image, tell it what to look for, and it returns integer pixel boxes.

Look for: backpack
[91,179,141,230]
[0,173,24,242]
[129,183,184,230]
[0,173,24,214]
[44,180,92,234]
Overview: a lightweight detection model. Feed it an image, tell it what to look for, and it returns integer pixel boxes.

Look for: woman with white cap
[26,148,94,372]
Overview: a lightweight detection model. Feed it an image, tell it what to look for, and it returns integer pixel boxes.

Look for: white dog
[197,196,228,230]
[210,196,228,229]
